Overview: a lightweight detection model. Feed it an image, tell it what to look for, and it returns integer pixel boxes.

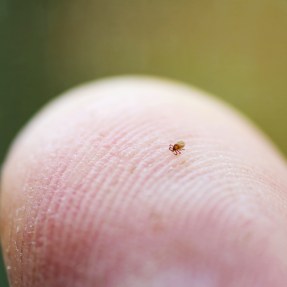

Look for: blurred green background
[1,0,287,285]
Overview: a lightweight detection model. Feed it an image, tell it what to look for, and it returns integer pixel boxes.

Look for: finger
[1,77,287,287]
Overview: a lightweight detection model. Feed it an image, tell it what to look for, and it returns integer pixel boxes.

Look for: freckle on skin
[130,165,136,174]
[149,211,165,234]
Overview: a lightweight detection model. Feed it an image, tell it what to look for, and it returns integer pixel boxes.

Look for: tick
[169,141,185,155]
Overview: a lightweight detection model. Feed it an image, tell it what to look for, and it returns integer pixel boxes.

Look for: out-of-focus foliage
[1,0,287,285]
[0,251,9,286]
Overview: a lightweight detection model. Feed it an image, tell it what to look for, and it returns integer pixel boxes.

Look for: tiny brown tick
[169,141,185,155]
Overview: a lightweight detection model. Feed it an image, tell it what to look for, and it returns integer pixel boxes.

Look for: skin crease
[1,76,287,287]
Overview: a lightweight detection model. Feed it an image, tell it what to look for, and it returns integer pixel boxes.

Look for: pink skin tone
[1,77,287,287]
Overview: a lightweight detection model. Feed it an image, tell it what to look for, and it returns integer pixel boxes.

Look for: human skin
[1,77,287,287]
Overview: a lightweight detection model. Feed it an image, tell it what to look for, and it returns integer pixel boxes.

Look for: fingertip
[1,76,287,286]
